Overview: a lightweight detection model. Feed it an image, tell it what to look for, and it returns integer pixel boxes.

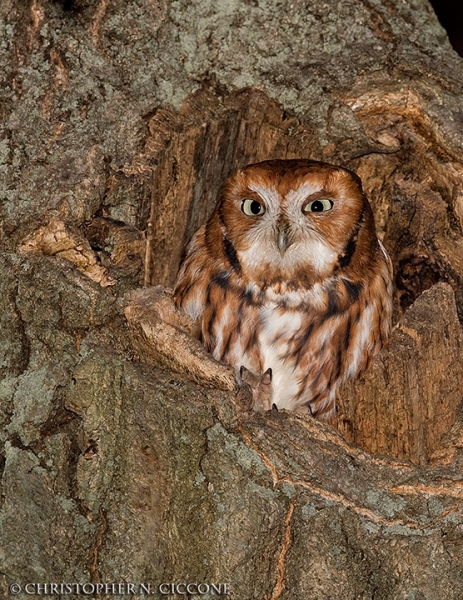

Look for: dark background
[429,0,463,56]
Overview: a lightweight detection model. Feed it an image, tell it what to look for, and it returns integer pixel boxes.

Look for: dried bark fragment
[19,219,116,287]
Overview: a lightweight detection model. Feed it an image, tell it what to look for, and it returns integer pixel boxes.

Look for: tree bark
[2,0,463,598]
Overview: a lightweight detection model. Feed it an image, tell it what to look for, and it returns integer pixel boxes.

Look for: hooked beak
[277,223,290,257]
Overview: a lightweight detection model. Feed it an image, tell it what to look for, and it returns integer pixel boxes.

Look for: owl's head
[208,159,379,286]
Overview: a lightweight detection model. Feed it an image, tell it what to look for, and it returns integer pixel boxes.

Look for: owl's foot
[238,366,273,413]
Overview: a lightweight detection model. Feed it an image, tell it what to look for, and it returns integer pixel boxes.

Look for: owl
[173,159,393,419]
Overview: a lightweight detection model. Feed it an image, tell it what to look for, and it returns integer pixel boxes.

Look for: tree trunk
[2,0,463,598]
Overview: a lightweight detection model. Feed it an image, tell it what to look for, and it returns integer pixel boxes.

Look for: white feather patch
[182,288,205,322]
[258,306,303,410]
[346,303,375,378]
[247,183,281,215]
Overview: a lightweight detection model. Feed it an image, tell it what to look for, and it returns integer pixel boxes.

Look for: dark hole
[395,255,442,314]
[428,0,463,57]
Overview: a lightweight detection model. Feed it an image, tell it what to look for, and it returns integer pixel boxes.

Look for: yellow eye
[303,199,334,213]
[241,198,265,216]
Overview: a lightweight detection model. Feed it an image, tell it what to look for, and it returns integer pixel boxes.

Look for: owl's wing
[173,226,211,322]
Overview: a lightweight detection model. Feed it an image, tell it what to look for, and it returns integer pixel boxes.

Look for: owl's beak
[277,224,290,257]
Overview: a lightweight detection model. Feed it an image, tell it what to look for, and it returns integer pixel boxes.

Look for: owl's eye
[303,199,334,213]
[241,198,265,216]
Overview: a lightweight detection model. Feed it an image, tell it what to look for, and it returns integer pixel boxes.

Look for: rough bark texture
[334,282,463,464]
[2,0,463,599]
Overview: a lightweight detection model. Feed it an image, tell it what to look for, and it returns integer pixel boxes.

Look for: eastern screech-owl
[174,159,392,419]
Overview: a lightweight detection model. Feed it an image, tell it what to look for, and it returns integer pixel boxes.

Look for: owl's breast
[202,285,309,400]
[201,270,390,413]
[257,303,307,406]
[203,278,325,365]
